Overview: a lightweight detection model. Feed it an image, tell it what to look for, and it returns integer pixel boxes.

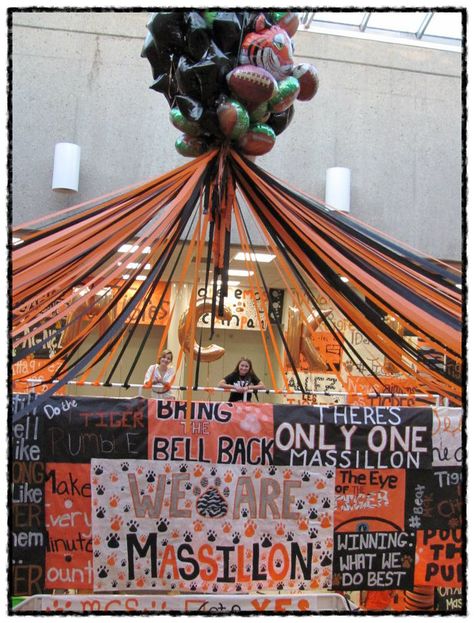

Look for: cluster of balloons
[142,10,319,157]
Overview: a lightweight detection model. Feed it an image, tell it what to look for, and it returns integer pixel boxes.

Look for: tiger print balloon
[239,26,294,81]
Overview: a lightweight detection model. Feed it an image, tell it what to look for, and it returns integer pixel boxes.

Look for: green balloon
[169,108,202,137]
[269,77,300,113]
[202,10,218,27]
[271,11,288,22]
[248,102,270,123]
[175,134,209,158]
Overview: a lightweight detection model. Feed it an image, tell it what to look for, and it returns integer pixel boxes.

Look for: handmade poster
[273,405,433,469]
[27,592,353,613]
[11,394,47,596]
[91,459,335,592]
[196,286,267,331]
[414,529,462,587]
[343,375,426,407]
[334,468,406,533]
[148,400,274,464]
[431,407,462,467]
[43,396,148,463]
[117,282,170,326]
[284,373,344,406]
[331,530,416,591]
[435,587,463,612]
[44,463,93,589]
[404,468,462,532]
[12,358,65,395]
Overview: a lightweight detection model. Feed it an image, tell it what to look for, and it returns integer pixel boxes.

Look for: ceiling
[299,10,463,50]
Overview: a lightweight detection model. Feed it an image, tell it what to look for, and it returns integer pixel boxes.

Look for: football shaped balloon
[143,10,320,157]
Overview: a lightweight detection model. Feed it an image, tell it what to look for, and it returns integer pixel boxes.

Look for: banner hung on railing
[10,395,463,599]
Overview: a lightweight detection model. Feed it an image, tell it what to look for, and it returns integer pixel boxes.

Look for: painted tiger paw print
[235,583,242,592]
[193,520,204,532]
[210,467,218,476]
[254,468,262,478]
[320,512,332,528]
[320,550,332,567]
[286,531,295,542]
[109,495,120,508]
[110,515,123,531]
[96,506,106,519]
[277,581,285,590]
[107,553,117,566]
[193,464,204,477]
[296,498,305,510]
[207,530,217,542]
[240,467,248,475]
[123,504,131,513]
[241,508,249,518]
[314,478,326,489]
[298,518,309,531]
[326,469,334,479]
[94,550,101,558]
[110,472,119,483]
[230,564,237,573]
[302,471,311,482]
[184,481,192,491]
[322,496,331,509]
[190,582,198,592]
[97,565,108,578]
[275,522,285,536]
[224,470,233,483]
[307,507,319,520]
[245,520,257,537]
[120,461,129,471]
[96,485,105,495]
[307,493,318,504]
[179,463,188,473]
[106,533,120,548]
[183,531,193,543]
[308,527,319,539]
[111,580,118,588]
[146,470,156,483]
[223,522,232,533]
[156,518,169,532]
[283,469,293,479]
[232,532,241,544]
[274,558,283,568]
[260,533,272,548]
[268,465,277,475]
[298,582,306,590]
[127,520,139,533]
[93,464,104,475]
[161,538,168,546]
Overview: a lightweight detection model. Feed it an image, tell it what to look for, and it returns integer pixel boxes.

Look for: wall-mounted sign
[197,287,267,331]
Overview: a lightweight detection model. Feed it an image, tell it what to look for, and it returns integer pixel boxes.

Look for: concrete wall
[11,10,462,260]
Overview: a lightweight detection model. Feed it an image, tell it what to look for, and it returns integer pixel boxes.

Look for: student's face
[238,360,250,376]
[160,353,172,366]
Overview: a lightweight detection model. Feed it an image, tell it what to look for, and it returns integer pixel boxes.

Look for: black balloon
[175,95,204,123]
[147,11,185,53]
[211,12,242,55]
[184,12,210,61]
[141,32,171,80]
[205,41,233,82]
[267,105,295,136]
[176,56,202,99]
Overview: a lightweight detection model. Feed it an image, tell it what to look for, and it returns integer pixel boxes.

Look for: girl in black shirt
[218,357,265,402]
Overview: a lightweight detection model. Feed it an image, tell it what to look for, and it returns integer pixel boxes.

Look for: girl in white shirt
[144,349,175,399]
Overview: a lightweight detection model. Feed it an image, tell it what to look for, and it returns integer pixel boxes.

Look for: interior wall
[11,10,462,260]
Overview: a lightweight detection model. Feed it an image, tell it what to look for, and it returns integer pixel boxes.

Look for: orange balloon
[178,300,232,362]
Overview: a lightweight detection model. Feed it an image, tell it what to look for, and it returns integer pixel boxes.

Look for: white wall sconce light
[52,142,81,192]
[325,167,351,212]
